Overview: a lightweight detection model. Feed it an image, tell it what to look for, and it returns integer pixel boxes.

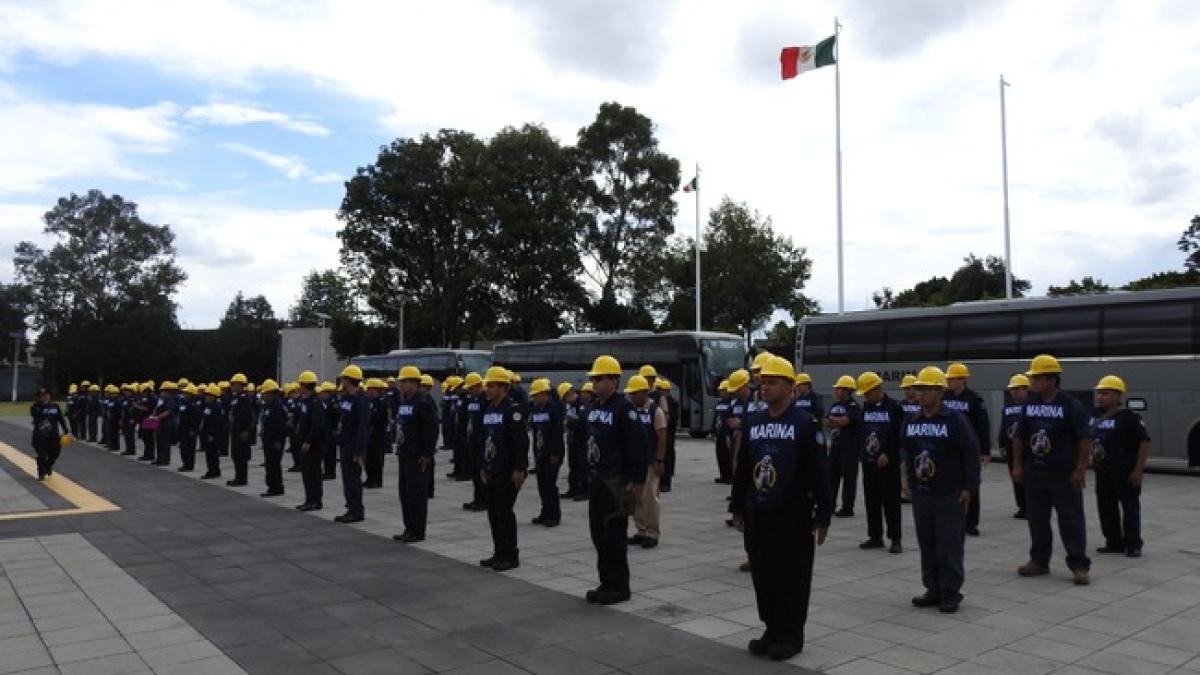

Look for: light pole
[1000,74,1013,299]
[8,331,21,403]
[397,297,407,351]
[315,312,331,381]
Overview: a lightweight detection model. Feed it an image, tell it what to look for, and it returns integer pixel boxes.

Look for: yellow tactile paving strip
[0,441,119,520]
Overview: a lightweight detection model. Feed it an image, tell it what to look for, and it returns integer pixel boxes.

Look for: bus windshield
[460,353,491,375]
[702,338,746,389]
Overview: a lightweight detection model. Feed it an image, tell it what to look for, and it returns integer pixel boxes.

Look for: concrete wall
[0,364,44,400]
[277,327,350,384]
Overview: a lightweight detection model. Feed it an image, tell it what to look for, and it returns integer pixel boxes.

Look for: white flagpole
[1000,74,1013,299]
[834,17,845,314]
[694,163,702,332]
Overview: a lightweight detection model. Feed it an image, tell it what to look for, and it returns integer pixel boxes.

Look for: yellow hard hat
[340,365,363,381]
[529,378,551,396]
[760,356,796,381]
[260,379,280,394]
[296,371,318,385]
[1007,374,1031,389]
[1027,354,1063,376]
[230,373,248,384]
[177,378,189,387]
[362,378,384,389]
[318,381,336,393]
[419,374,434,386]
[446,375,464,388]
[727,369,751,391]
[557,382,574,398]
[398,365,422,381]
[624,375,650,394]
[856,371,883,396]
[900,374,917,389]
[914,366,948,388]
[81,380,91,387]
[88,384,100,392]
[161,381,178,391]
[463,372,483,388]
[104,384,118,394]
[483,366,511,385]
[638,364,658,378]
[68,384,78,394]
[834,375,857,390]
[246,383,256,393]
[750,352,774,371]
[206,384,221,396]
[121,383,134,391]
[386,376,396,383]
[139,383,152,392]
[282,382,298,394]
[217,380,230,389]
[1095,375,1126,393]
[718,379,729,392]
[794,372,812,385]
[655,378,671,391]
[581,382,594,393]
[61,433,74,447]
[185,384,199,395]
[946,362,970,379]
[588,355,621,377]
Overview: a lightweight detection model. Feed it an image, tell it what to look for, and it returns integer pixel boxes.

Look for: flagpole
[694,163,702,332]
[834,16,844,314]
[999,74,1013,299]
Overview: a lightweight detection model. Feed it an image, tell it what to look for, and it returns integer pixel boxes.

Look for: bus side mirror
[1127,398,1147,412]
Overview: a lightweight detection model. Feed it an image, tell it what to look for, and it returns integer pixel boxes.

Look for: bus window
[459,353,491,375]
[801,325,831,365]
[828,321,884,363]
[884,317,948,362]
[1020,308,1099,357]
[949,314,1019,360]
[701,338,745,392]
[1102,301,1194,356]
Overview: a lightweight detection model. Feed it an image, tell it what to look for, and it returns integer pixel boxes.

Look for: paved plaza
[4,418,1200,674]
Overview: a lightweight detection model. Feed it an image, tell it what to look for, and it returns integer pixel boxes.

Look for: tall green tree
[1047,276,1111,297]
[1178,214,1200,271]
[216,292,280,381]
[288,269,357,327]
[574,102,681,329]
[0,283,31,361]
[13,190,185,387]
[873,255,1030,308]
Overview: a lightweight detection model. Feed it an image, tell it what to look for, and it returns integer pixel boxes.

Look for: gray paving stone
[326,649,431,675]
[57,652,149,675]
[48,635,133,664]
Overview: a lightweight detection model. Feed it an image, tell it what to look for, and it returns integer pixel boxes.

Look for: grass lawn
[0,401,48,417]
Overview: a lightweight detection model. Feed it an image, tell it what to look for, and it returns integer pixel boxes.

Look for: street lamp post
[397,297,406,351]
[8,331,21,403]
[315,313,331,381]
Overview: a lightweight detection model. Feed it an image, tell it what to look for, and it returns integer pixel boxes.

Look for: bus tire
[1189,423,1200,468]
[689,430,708,439]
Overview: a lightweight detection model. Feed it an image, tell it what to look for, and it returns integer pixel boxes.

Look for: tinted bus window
[949,314,1019,360]
[828,321,884,363]
[1020,308,1099,357]
[801,325,831,364]
[885,318,947,362]
[460,353,491,374]
[1102,301,1195,356]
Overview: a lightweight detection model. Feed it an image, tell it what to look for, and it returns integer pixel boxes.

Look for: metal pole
[694,163,702,332]
[319,317,326,381]
[10,334,19,403]
[1000,74,1013,299]
[398,300,405,350]
[834,17,845,314]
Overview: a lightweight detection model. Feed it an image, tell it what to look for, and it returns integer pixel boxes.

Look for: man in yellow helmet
[479,367,531,571]
[394,366,438,542]
[228,374,256,487]
[856,372,904,554]
[943,362,990,537]
[363,379,391,490]
[101,384,119,450]
[530,379,565,527]
[85,383,101,442]
[294,372,327,511]
[333,366,370,523]
[259,380,288,499]
[1011,355,1093,586]
[825,375,862,518]
[1000,375,1031,519]
[559,382,588,501]
[151,382,179,467]
[119,384,138,456]
[31,388,71,480]
[176,384,201,472]
[626,375,666,549]
[1090,375,1149,558]
[199,385,226,480]
[459,372,488,512]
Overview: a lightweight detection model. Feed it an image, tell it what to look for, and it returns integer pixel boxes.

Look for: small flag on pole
[780,36,837,80]
[681,176,698,193]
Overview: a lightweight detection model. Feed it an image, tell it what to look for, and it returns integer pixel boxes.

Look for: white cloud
[220,142,340,184]
[184,102,329,137]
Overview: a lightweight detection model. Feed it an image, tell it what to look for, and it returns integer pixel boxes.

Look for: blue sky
[0,0,1197,328]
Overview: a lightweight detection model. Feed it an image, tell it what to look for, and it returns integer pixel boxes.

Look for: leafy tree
[0,283,31,361]
[215,292,280,381]
[289,269,357,326]
[1122,269,1200,291]
[574,102,681,329]
[765,320,796,346]
[1048,276,1111,297]
[1178,215,1200,271]
[13,190,185,387]
[874,255,1029,308]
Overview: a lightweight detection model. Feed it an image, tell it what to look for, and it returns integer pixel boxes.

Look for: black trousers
[451,436,469,478]
[140,429,155,459]
[567,438,588,495]
[154,429,173,466]
[340,450,363,517]
[535,456,561,521]
[1005,453,1026,512]
[486,474,520,561]
[1026,469,1090,571]
[365,441,385,486]
[714,433,731,481]
[288,435,301,469]
[588,477,631,594]
[863,463,902,542]
[470,446,486,506]
[179,430,197,469]
[301,444,324,506]
[202,435,221,477]
[745,506,816,649]
[323,439,337,476]
[1096,469,1142,551]
[399,452,428,537]
[86,414,98,442]
[68,412,80,437]
[912,492,966,600]
[829,446,859,512]
[104,418,119,450]
[231,434,251,482]
[264,439,284,493]
[966,462,983,529]
[662,439,676,488]
[33,436,61,476]
[122,423,136,455]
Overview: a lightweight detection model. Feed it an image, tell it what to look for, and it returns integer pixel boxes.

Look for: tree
[1122,269,1200,291]
[765,320,796,346]
[215,292,280,381]
[13,190,185,387]
[874,255,1030,308]
[574,102,681,329]
[1048,276,1111,297]
[1178,215,1200,271]
[0,283,31,361]
[289,269,357,326]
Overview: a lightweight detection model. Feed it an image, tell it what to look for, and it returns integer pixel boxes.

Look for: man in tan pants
[625,375,667,549]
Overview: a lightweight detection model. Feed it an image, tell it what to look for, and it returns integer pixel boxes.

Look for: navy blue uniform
[1090,407,1148,554]
[793,391,825,420]
[564,397,590,497]
[531,399,565,523]
[365,396,390,488]
[102,396,118,450]
[199,398,225,478]
[661,394,679,490]
[177,395,200,470]
[464,393,487,508]
[482,396,530,563]
[229,392,256,484]
[860,395,904,544]
[153,394,178,466]
[135,393,156,460]
[322,396,340,477]
[30,402,69,478]
[336,391,370,517]
[260,396,288,495]
[902,407,981,602]
[296,392,328,507]
[943,387,989,531]
[999,398,1026,514]
[85,393,100,442]
[586,392,648,596]
[713,397,732,482]
[731,405,831,651]
[1017,392,1091,571]
[826,399,862,513]
[396,392,438,538]
[119,394,137,455]
[284,396,300,471]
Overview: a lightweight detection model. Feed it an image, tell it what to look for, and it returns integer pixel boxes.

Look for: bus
[350,348,491,401]
[795,287,1200,470]
[491,330,747,437]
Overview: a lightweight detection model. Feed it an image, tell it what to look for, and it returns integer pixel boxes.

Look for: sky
[0,0,1197,328]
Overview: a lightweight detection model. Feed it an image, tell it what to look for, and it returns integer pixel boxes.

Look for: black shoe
[445,472,457,479]
[121,451,135,455]
[393,532,409,541]
[900,495,912,504]
[939,597,961,613]
[334,514,364,523]
[37,471,45,481]
[659,484,671,493]
[299,503,322,512]
[966,527,980,537]
[725,518,735,528]
[714,477,731,484]
[454,474,471,482]
[573,493,588,502]
[401,533,424,543]
[595,589,631,605]
[138,457,154,462]
[258,462,266,468]
[585,587,605,603]
[469,502,486,511]
[322,473,336,480]
[859,538,884,550]
[491,559,519,572]
[479,557,496,567]
[1097,545,1124,554]
[260,491,283,498]
[627,534,645,545]
[364,482,382,489]
[542,520,560,528]
[559,491,576,499]
[296,503,312,510]
[177,466,193,472]
[835,509,854,518]
[889,541,903,555]
[640,538,658,549]
[226,479,247,487]
[532,516,545,525]
[154,461,169,466]
[287,466,301,472]
[1127,548,1142,558]
[767,642,799,661]
[912,592,941,608]
[1013,510,1026,519]
[748,632,771,656]
[200,473,219,479]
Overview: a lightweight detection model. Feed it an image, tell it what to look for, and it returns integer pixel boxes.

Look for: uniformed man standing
[119,384,137,456]
[258,379,287,497]
[136,382,156,460]
[559,383,587,500]
[294,371,327,511]
[85,383,101,442]
[199,385,225,480]
[898,374,919,503]
[419,373,438,497]
[792,373,824,421]
[999,375,1030,519]
[730,356,830,661]
[460,372,488,512]
[30,388,71,480]
[319,381,340,480]
[903,366,980,613]
[857,371,904,554]
[284,383,302,473]
[530,379,564,527]
[151,382,177,466]
[584,355,648,605]
[1090,375,1149,558]
[66,383,80,437]
[102,384,118,450]
[1011,354,1093,585]
[177,384,200,472]
[943,363,990,537]
[713,380,732,485]
[657,379,679,493]
[825,375,862,518]
[218,381,232,457]
[626,375,667,549]
[334,366,370,523]
[509,372,529,414]
[228,373,255,487]
[364,378,390,489]
[394,366,438,542]
[479,367,530,570]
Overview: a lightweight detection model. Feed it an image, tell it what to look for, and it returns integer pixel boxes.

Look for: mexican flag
[780,36,837,80]
[681,176,698,193]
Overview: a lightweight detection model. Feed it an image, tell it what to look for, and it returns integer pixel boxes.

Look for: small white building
[277,327,350,384]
